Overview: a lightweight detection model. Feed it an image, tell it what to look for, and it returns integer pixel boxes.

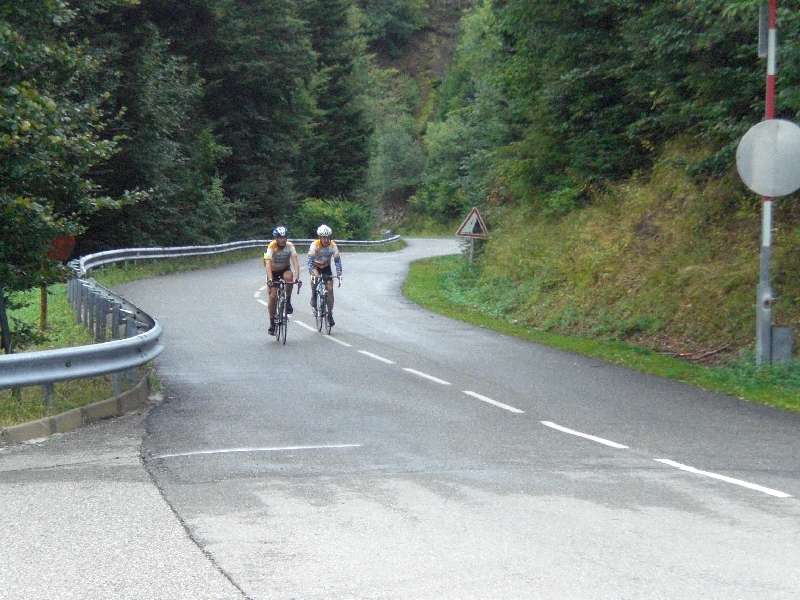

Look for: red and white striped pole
[765,0,777,120]
[756,0,778,364]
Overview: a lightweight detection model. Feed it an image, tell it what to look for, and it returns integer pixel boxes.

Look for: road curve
[111,238,800,599]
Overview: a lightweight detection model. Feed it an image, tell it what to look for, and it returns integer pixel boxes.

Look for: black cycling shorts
[313,265,333,279]
[270,269,292,282]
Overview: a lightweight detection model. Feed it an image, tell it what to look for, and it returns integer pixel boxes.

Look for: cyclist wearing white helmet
[264,225,300,335]
[308,224,342,327]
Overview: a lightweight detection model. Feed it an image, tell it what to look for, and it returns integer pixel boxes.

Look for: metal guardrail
[74,236,401,276]
[0,235,401,397]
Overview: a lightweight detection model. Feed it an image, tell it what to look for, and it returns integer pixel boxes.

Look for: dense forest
[3,0,800,356]
[1,0,427,297]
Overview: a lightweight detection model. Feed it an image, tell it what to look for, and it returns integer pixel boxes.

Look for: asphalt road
[4,238,800,599]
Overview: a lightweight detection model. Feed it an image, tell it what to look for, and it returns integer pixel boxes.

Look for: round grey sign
[736,119,800,197]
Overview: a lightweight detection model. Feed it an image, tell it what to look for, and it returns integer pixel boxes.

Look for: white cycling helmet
[316,224,332,237]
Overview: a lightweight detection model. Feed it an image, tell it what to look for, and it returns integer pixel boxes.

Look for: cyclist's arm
[265,260,274,284]
[306,245,316,275]
[332,242,342,277]
[290,246,301,281]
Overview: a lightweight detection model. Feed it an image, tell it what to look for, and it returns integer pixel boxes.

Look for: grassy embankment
[403,146,800,411]
[1,240,406,427]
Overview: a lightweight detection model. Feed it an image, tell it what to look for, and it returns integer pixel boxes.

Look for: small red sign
[47,235,76,262]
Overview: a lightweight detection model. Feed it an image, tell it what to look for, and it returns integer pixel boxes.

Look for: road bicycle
[312,275,340,335]
[270,279,301,344]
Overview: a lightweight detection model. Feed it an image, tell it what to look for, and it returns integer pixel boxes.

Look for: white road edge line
[153,444,363,460]
[258,285,267,292]
[294,320,317,332]
[402,368,451,385]
[655,459,792,499]
[540,421,629,449]
[256,299,268,307]
[463,391,524,414]
[358,350,395,364]
[324,335,352,347]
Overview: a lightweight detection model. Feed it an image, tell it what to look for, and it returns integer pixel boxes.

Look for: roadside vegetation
[400,1,799,370]
[405,255,800,412]
[0,284,116,427]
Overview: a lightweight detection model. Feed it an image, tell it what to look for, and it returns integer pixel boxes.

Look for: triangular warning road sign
[455,207,489,239]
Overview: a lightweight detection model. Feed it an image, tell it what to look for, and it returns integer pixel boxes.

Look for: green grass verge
[0,376,116,428]
[404,255,800,412]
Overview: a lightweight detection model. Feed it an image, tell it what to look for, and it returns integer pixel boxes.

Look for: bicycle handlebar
[267,279,303,292]
[311,275,341,288]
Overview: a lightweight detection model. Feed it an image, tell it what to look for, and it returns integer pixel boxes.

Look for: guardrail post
[43,382,54,408]
[88,291,96,333]
[95,298,110,342]
[112,372,123,396]
[82,285,91,325]
[74,282,83,323]
[111,303,121,340]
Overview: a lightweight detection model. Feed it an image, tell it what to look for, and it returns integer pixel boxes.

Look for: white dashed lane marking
[402,368,451,385]
[655,459,792,498]
[540,421,629,449]
[463,391,524,414]
[294,320,317,332]
[324,335,352,348]
[358,350,396,364]
[254,287,791,503]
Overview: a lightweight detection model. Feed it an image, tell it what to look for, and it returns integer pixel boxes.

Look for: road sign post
[736,1,798,364]
[761,0,778,365]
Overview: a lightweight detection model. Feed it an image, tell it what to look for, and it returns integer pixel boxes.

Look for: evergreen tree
[301,0,371,200]
[0,0,120,295]
[200,0,317,235]
[77,2,235,248]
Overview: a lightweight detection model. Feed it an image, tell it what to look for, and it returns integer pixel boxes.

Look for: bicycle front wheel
[277,315,287,344]
[316,293,326,332]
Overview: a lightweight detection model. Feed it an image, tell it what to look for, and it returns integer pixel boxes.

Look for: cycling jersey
[307,239,342,276]
[264,240,297,272]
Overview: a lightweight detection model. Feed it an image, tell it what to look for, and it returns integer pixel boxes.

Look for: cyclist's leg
[325,277,335,324]
[310,269,319,309]
[268,283,277,320]
[325,278,334,311]
[282,270,295,313]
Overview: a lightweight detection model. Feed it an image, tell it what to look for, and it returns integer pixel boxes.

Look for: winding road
[3,238,800,599]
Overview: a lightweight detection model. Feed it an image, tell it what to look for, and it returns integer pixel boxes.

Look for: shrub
[292,198,373,240]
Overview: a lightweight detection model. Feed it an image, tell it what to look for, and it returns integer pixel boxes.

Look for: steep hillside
[459,144,800,361]
[376,0,474,120]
